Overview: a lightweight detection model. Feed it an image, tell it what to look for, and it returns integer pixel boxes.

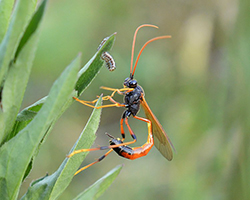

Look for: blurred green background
[19,0,250,199]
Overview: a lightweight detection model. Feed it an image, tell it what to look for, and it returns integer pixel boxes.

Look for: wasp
[68,24,174,175]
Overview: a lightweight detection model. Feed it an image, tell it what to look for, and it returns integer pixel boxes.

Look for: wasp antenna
[105,132,116,139]
[132,35,171,77]
[130,24,159,78]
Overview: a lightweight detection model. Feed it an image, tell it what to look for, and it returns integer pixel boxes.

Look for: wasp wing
[140,96,174,161]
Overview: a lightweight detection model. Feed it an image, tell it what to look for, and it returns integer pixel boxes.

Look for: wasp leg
[73,149,113,175]
[96,87,133,102]
[68,116,153,166]
[73,87,132,109]
[68,115,139,157]
[112,116,154,160]
[100,86,133,96]
[73,96,125,109]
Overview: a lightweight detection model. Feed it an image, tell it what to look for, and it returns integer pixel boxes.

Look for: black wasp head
[124,77,137,88]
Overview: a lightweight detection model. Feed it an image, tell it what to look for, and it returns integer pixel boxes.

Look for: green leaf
[0,0,48,145]
[0,32,115,183]
[9,33,116,139]
[14,0,47,61]
[73,165,123,200]
[10,97,46,139]
[75,32,116,96]
[0,27,116,199]
[0,0,37,85]
[0,53,80,200]
[21,96,103,200]
[0,0,15,42]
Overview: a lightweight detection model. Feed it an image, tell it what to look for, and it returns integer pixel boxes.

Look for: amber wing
[140,96,174,161]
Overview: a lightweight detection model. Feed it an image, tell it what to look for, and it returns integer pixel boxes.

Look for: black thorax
[122,77,144,118]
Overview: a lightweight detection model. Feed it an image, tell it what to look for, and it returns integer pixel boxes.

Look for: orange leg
[73,149,113,175]
[73,97,125,109]
[68,116,151,157]
[73,87,133,108]
[118,116,154,160]
[68,133,136,158]
[100,86,133,97]
[67,116,138,158]
[69,116,154,174]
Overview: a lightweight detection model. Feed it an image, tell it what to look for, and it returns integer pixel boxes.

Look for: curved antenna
[132,35,171,78]
[130,24,158,78]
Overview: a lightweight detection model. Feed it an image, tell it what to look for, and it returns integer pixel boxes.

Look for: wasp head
[123,77,137,88]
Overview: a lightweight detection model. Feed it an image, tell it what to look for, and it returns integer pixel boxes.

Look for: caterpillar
[98,37,116,71]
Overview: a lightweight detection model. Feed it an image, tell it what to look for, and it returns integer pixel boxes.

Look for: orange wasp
[68,24,175,175]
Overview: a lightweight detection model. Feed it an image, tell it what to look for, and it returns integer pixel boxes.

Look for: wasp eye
[124,77,130,87]
[129,80,137,88]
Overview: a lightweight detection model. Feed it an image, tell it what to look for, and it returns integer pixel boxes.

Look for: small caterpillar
[98,37,116,71]
[100,52,116,71]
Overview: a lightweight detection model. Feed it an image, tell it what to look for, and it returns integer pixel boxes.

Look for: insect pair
[68,24,175,175]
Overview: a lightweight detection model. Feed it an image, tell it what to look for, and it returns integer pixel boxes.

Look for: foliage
[0,0,121,199]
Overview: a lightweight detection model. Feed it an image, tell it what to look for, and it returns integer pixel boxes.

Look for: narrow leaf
[10,97,46,139]
[14,0,47,61]
[0,0,37,85]
[0,0,15,42]
[0,54,80,200]
[21,96,103,200]
[0,0,48,144]
[9,33,116,139]
[75,32,116,96]
[73,165,123,200]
